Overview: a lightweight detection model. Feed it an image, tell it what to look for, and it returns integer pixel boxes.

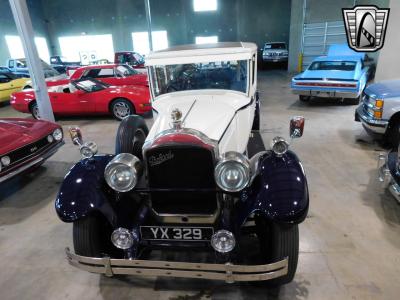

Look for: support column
[9,0,54,121]
[288,0,306,73]
[144,0,153,52]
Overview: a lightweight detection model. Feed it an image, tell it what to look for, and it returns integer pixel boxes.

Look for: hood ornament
[171,108,183,130]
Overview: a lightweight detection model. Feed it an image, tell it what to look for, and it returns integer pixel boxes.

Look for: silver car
[262,42,288,63]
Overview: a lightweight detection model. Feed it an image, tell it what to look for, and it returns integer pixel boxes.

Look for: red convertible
[0,118,64,183]
[48,64,148,88]
[11,78,151,120]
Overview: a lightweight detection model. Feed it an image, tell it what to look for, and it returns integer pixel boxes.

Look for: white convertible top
[146,42,257,66]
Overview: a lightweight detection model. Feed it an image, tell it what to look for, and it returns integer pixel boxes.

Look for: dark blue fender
[237,150,309,226]
[55,155,117,225]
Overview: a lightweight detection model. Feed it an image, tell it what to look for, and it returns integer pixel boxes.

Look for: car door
[49,85,95,114]
[0,74,18,101]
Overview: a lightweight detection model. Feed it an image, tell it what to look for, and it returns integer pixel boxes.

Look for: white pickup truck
[355,79,400,147]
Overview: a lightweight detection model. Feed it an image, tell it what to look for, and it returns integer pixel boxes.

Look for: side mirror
[290,116,305,138]
[69,126,83,146]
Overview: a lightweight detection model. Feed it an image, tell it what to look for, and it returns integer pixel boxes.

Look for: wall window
[195,36,218,44]
[132,31,168,55]
[58,34,114,62]
[4,35,50,63]
[193,0,217,12]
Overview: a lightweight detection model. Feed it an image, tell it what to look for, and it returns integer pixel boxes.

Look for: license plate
[140,226,214,241]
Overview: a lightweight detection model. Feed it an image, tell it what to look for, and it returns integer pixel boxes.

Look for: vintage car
[262,42,288,64]
[355,79,400,147]
[56,42,309,286]
[0,72,31,103]
[10,78,151,120]
[0,118,64,183]
[291,44,374,104]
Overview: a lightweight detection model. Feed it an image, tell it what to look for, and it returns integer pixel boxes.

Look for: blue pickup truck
[291,44,375,105]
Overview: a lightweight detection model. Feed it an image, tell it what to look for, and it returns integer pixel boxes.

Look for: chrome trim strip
[65,247,288,283]
[0,142,63,183]
[356,106,387,134]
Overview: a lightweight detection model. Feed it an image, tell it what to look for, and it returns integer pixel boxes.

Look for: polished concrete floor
[1,70,400,300]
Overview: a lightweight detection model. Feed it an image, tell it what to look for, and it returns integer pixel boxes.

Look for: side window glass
[9,60,15,68]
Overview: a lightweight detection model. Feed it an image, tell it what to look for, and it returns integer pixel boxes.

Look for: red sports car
[48,64,148,88]
[0,118,64,183]
[11,78,151,120]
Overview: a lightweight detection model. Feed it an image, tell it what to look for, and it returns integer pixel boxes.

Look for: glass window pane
[194,0,217,12]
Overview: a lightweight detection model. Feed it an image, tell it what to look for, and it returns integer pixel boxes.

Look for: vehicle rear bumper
[0,141,64,183]
[65,247,288,283]
[355,105,387,134]
[292,89,359,98]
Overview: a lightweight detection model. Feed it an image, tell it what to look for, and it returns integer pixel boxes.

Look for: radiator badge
[149,151,174,167]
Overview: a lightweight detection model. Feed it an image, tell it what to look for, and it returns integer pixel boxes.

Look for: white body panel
[148,90,255,153]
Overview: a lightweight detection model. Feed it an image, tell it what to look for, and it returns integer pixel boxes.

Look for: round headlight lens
[47,135,54,143]
[1,156,11,167]
[214,152,250,192]
[52,128,63,141]
[104,153,141,192]
[111,228,134,250]
[271,136,289,156]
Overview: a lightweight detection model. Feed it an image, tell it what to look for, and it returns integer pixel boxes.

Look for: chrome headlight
[52,128,63,141]
[79,141,98,159]
[1,156,11,167]
[104,153,142,192]
[214,151,250,192]
[271,136,289,156]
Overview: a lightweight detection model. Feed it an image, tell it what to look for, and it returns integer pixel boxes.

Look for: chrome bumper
[378,153,400,203]
[65,248,288,283]
[356,105,387,134]
[292,89,359,98]
[0,141,64,183]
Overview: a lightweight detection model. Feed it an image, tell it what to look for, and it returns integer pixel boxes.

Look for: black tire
[73,214,117,257]
[110,98,135,120]
[252,92,260,131]
[299,95,310,102]
[30,101,40,119]
[115,115,149,158]
[384,119,400,148]
[23,85,32,90]
[255,217,299,287]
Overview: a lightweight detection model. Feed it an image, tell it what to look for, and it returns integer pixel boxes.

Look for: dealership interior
[1,0,400,299]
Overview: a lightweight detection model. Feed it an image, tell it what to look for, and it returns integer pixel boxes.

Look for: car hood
[0,118,58,154]
[148,90,250,142]
[296,69,356,80]
[365,79,400,98]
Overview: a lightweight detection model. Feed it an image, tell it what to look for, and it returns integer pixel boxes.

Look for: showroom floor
[1,70,400,300]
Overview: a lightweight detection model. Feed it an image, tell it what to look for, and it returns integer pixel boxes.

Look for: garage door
[302,21,347,71]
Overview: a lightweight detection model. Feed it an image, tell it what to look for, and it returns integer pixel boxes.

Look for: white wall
[375,0,400,81]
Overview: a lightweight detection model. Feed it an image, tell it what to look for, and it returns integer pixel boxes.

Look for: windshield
[149,60,248,97]
[265,43,286,50]
[74,79,107,92]
[309,61,357,71]
[115,65,139,77]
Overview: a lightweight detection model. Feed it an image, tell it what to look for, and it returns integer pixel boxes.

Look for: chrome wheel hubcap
[114,102,130,119]
[32,105,40,119]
